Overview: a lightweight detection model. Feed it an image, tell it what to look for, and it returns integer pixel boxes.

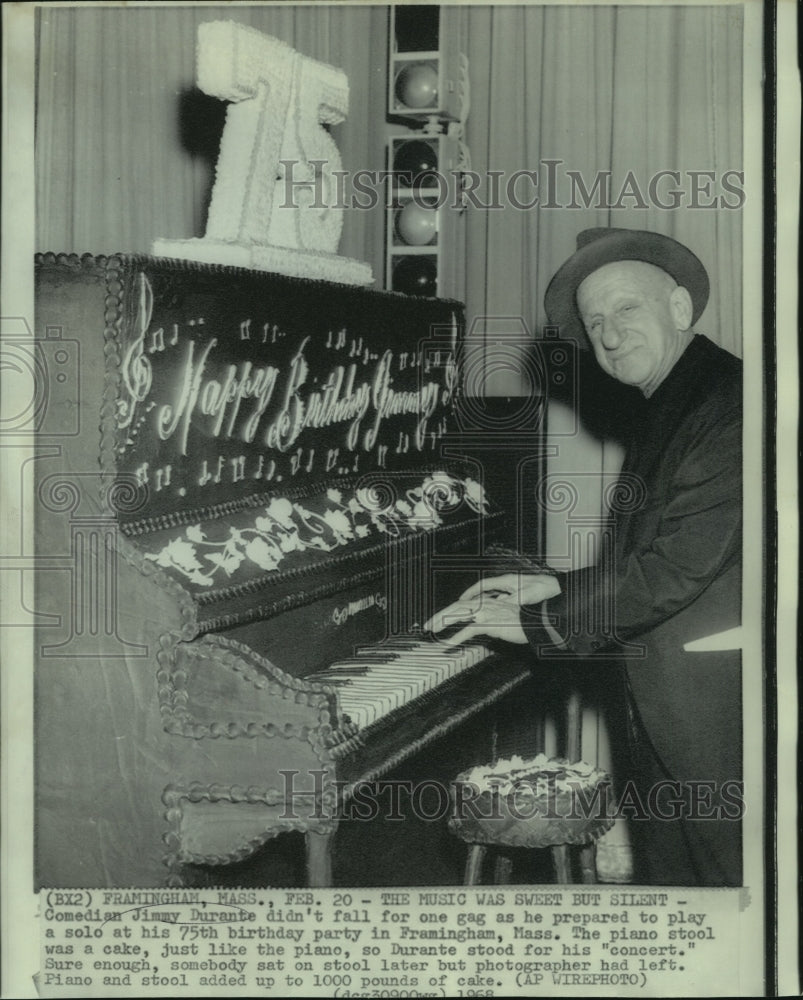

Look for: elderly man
[429,228,742,886]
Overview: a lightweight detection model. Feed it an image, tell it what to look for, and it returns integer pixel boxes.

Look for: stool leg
[551,844,571,883]
[464,845,487,885]
[306,829,334,887]
[493,854,514,884]
[578,844,597,884]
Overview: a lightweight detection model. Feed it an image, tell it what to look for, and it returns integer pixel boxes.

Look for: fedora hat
[544,228,710,343]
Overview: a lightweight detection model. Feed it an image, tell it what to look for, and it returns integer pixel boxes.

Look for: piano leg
[306,828,335,887]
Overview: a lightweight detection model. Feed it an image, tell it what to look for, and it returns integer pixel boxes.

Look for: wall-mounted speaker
[385,133,462,298]
[388,6,464,122]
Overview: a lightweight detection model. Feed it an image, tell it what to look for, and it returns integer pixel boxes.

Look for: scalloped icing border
[36,249,466,304]
[160,632,339,746]
[98,253,200,641]
[161,782,338,884]
[152,240,374,287]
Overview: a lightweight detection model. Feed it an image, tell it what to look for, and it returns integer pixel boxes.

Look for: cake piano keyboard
[309,637,493,731]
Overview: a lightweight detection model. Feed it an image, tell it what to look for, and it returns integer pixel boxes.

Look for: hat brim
[544,229,710,346]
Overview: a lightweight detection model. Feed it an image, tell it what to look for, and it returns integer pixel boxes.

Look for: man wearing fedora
[428,227,742,886]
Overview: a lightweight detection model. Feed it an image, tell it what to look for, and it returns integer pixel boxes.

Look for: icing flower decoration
[144,473,484,588]
[147,538,214,587]
[245,536,281,571]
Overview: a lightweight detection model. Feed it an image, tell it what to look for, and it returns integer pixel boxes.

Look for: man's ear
[669,286,694,331]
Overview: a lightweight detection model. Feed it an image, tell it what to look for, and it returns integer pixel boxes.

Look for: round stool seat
[449,754,615,850]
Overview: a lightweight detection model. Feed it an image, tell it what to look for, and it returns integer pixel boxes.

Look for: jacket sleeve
[522,397,742,658]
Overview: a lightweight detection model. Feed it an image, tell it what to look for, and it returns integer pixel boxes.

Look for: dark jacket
[524,334,743,883]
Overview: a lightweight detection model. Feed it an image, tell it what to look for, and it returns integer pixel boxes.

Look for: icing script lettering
[117,275,154,430]
[365,351,441,452]
[115,270,459,505]
[146,331,448,459]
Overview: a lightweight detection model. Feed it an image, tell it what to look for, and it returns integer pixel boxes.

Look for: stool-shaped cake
[450,754,615,849]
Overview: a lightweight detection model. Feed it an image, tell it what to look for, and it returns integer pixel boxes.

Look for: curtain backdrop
[459,3,744,377]
[36,4,743,358]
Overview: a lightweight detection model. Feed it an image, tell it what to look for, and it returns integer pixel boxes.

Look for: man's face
[576,261,686,394]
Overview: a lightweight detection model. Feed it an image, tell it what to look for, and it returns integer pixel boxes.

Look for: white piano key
[331,640,495,734]
[337,680,399,718]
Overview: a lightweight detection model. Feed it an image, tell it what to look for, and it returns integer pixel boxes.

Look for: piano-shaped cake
[34,253,536,887]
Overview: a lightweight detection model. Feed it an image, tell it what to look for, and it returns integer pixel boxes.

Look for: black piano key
[311,665,371,676]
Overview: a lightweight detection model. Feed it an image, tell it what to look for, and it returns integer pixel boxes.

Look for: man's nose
[600,316,624,349]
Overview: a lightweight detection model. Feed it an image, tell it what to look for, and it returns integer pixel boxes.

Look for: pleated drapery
[37,5,743,360]
[458,3,743,383]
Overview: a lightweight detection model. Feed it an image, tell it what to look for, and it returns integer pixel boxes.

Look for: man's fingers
[435,624,481,647]
[424,603,474,634]
[459,574,517,602]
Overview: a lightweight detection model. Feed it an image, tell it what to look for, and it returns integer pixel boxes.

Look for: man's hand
[424,573,562,648]
[458,572,562,607]
[424,593,528,647]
